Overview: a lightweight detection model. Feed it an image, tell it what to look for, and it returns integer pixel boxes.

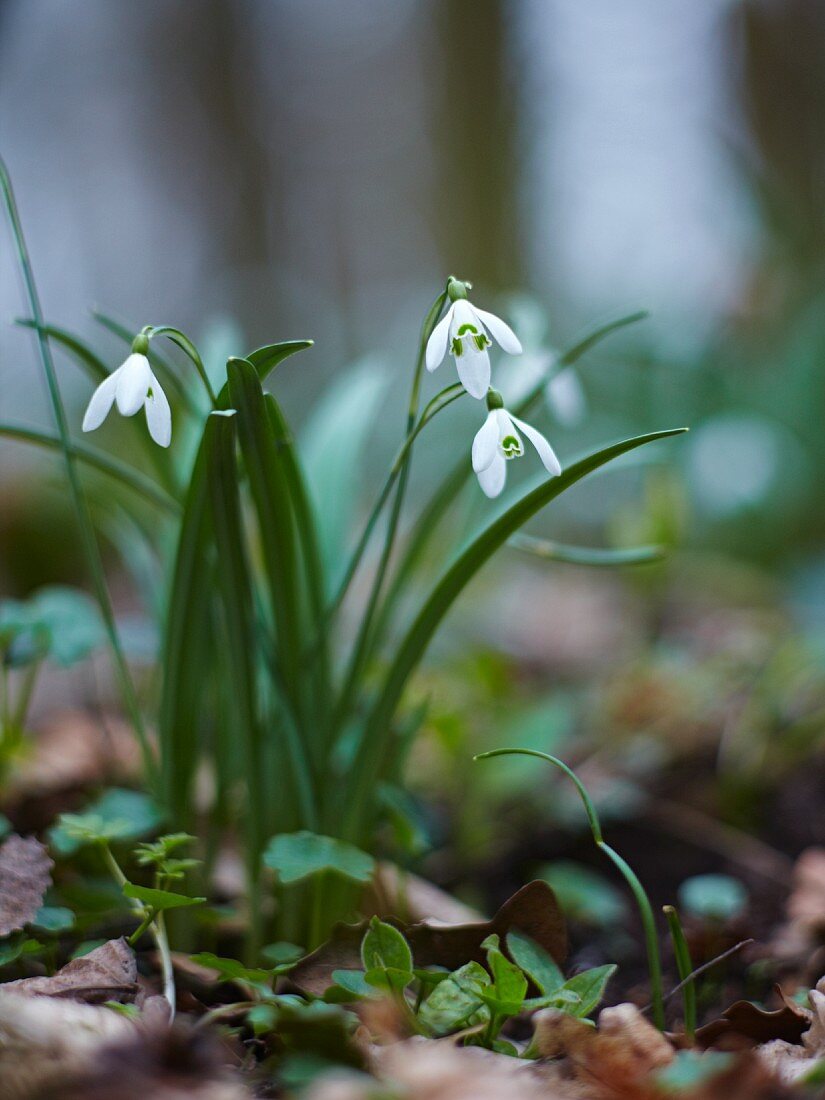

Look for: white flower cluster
[425,281,560,498]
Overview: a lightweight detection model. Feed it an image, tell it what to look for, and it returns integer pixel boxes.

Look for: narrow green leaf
[123,882,205,911]
[246,339,314,381]
[205,411,267,871]
[509,533,664,567]
[557,310,648,367]
[15,318,109,383]
[263,830,375,885]
[0,424,179,514]
[227,359,305,730]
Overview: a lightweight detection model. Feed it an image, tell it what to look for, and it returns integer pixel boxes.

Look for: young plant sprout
[472,388,561,498]
[425,277,523,398]
[82,334,172,448]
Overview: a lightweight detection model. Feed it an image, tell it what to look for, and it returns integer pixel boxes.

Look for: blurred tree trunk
[736,0,825,276]
[432,0,522,291]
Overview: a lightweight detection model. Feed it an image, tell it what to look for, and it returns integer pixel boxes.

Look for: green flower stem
[474,747,666,1030]
[327,381,465,622]
[0,157,158,789]
[331,289,447,726]
[146,324,217,407]
[664,904,696,1040]
[0,423,181,515]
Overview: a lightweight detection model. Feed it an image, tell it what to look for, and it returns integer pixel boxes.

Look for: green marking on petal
[500,435,523,459]
[456,323,479,336]
[473,333,491,352]
[450,337,464,357]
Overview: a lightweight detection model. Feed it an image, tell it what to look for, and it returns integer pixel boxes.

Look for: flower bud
[446,276,471,302]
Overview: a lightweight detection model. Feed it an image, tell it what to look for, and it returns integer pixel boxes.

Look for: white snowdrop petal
[471,306,523,355]
[512,415,561,476]
[477,454,507,498]
[144,374,172,448]
[81,370,120,433]
[472,411,499,472]
[115,354,153,417]
[455,346,490,400]
[425,305,454,372]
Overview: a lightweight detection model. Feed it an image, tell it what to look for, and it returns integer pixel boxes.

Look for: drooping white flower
[426,289,522,400]
[82,350,171,448]
[471,392,560,498]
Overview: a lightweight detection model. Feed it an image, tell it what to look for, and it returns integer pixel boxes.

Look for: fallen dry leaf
[696,987,810,1051]
[773,847,825,960]
[27,1024,251,1100]
[309,1037,561,1100]
[533,1003,673,1098]
[0,834,53,936]
[0,990,138,1099]
[3,937,138,1004]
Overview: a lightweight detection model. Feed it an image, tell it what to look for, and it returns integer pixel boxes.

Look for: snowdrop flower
[472,390,561,499]
[82,335,171,448]
[425,279,522,400]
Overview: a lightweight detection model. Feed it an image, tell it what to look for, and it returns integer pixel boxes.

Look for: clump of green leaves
[324,917,615,1056]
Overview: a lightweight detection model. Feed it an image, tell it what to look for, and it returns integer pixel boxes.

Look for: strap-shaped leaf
[16,319,108,383]
[509,533,664,567]
[246,340,314,382]
[0,423,179,514]
[342,427,687,837]
[206,411,270,873]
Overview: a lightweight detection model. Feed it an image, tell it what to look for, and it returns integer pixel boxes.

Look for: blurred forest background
[2,0,825,931]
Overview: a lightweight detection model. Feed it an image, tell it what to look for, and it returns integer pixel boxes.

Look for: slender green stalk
[332,290,447,724]
[327,382,465,621]
[664,904,696,1040]
[99,842,175,1015]
[474,747,665,1030]
[147,324,217,407]
[0,157,158,788]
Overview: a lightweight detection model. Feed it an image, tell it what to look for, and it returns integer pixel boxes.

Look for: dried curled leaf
[0,992,137,1100]
[290,881,567,997]
[0,834,53,937]
[309,1037,553,1100]
[696,987,810,1051]
[3,938,138,1004]
[533,1002,673,1096]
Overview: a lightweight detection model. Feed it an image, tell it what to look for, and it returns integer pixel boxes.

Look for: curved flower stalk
[472,389,561,498]
[82,335,171,448]
[425,280,522,399]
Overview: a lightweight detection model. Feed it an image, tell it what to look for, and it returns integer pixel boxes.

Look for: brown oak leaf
[3,937,138,1004]
[0,834,53,937]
